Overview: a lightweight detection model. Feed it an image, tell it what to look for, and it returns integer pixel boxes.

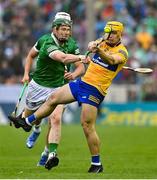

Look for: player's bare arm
[96,47,126,65]
[49,50,86,64]
[22,47,38,83]
[71,62,85,78]
[64,62,85,80]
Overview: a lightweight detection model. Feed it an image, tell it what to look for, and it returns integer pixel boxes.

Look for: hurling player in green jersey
[14,12,85,167]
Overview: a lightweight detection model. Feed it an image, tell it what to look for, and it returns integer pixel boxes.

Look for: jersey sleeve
[45,43,59,56]
[34,36,45,51]
[117,47,128,64]
[34,41,40,52]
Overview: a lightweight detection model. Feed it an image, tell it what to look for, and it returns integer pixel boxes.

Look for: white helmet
[52,12,72,28]
[54,12,71,21]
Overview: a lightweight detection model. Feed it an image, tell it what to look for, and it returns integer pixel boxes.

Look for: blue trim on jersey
[69,79,104,108]
[92,53,118,71]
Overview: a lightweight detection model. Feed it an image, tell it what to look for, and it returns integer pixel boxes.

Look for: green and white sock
[49,143,58,154]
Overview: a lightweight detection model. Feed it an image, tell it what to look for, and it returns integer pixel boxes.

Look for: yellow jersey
[82,41,128,96]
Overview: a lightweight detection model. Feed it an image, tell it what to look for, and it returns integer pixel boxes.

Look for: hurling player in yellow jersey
[9,21,128,173]
[83,21,128,96]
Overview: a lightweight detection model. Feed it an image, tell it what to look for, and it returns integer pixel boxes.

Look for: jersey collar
[106,41,121,47]
[51,32,60,47]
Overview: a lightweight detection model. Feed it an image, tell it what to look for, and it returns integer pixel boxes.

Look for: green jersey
[32,33,80,87]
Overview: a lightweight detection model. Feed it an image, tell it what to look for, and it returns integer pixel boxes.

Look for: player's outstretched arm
[49,50,86,64]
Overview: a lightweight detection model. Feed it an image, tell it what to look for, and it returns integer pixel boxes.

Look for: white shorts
[26,79,60,110]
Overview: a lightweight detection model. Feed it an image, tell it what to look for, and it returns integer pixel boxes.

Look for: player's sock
[43,146,49,155]
[26,114,36,126]
[37,146,49,166]
[91,155,101,165]
[34,125,41,133]
[49,143,58,153]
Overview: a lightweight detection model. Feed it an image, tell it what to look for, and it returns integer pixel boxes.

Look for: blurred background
[1,0,157,125]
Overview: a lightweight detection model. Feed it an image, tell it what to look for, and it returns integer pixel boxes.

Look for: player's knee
[81,119,91,127]
[81,112,93,128]
[81,119,93,136]
[48,94,58,106]
[49,114,61,127]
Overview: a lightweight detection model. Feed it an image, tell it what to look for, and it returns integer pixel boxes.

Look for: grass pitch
[0,124,157,179]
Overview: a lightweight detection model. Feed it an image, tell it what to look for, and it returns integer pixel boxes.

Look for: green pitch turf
[0,124,157,179]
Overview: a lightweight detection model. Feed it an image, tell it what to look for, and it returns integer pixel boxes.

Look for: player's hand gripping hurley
[85,26,112,57]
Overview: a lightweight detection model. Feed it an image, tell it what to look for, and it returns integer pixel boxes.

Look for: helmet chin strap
[58,38,67,43]
[54,31,68,44]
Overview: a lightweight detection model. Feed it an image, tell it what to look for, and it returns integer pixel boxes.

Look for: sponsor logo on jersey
[92,53,118,71]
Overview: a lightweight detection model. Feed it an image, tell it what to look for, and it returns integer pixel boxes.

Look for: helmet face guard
[52,18,72,28]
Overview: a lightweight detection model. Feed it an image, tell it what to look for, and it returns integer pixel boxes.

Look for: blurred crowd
[1,0,157,101]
